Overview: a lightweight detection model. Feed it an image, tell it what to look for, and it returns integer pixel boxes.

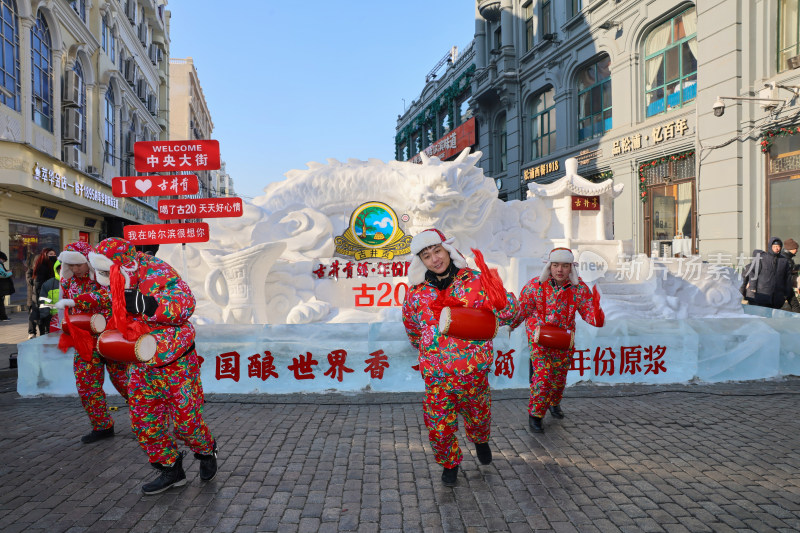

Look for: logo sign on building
[134,140,220,173]
[571,196,600,211]
[157,197,243,220]
[123,222,210,244]
[334,202,412,260]
[410,117,476,164]
[112,175,199,197]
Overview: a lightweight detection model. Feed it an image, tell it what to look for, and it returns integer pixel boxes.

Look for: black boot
[81,426,115,444]
[441,465,459,487]
[549,404,564,419]
[194,444,218,482]
[475,442,492,465]
[141,454,187,495]
[529,415,544,433]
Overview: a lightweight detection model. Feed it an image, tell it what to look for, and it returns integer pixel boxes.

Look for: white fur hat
[540,247,579,285]
[408,229,468,285]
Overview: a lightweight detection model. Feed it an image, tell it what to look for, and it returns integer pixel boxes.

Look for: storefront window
[766,134,800,241]
[7,220,61,303]
[641,153,696,257]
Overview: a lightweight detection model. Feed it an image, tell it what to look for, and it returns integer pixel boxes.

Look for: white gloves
[55,299,75,309]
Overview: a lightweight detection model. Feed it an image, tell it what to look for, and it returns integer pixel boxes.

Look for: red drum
[439,307,498,340]
[97,329,157,363]
[533,324,574,350]
[62,313,107,335]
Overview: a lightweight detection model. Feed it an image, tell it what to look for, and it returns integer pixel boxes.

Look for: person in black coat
[0,251,14,321]
[780,238,800,313]
[740,237,793,309]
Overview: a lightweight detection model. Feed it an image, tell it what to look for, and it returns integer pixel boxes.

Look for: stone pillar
[20,18,33,146]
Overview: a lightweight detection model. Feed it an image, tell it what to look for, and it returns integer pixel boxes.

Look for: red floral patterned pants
[529,347,571,417]
[423,371,491,468]
[128,348,215,466]
[73,351,130,431]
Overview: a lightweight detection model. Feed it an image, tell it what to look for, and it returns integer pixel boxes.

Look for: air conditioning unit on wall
[62,145,80,167]
[787,55,800,70]
[62,70,81,108]
[62,108,82,145]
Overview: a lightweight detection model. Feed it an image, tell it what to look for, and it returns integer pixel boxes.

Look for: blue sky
[167,1,476,200]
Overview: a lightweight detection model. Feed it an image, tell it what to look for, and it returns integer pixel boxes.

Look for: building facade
[397,0,800,262]
[210,161,235,198]
[0,0,170,305]
[168,56,216,198]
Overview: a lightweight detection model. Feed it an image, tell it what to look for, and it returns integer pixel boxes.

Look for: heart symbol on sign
[134,179,152,194]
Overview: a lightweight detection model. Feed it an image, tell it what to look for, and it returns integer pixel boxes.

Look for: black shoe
[194,444,218,481]
[142,454,187,495]
[529,415,544,433]
[441,465,459,487]
[81,426,115,444]
[475,442,492,465]
[549,404,564,419]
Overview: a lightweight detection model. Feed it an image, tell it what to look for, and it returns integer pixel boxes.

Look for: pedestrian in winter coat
[27,248,56,338]
[780,238,800,313]
[37,259,60,334]
[54,241,130,445]
[512,247,605,434]
[740,237,793,309]
[0,251,14,321]
[402,229,518,487]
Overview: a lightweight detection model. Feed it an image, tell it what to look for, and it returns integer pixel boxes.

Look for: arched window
[0,0,20,111]
[101,15,108,53]
[577,55,611,142]
[529,88,556,160]
[104,87,115,165]
[31,12,52,131]
[496,113,507,173]
[644,7,697,117]
[73,61,87,152]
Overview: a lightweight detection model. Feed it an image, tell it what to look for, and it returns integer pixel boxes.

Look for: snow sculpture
[158,150,745,324]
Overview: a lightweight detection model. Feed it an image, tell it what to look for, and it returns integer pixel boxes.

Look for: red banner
[123,223,210,244]
[571,195,600,211]
[157,197,244,220]
[134,140,220,172]
[112,175,199,197]
[410,117,476,164]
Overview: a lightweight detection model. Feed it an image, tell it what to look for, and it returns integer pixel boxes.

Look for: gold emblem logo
[334,202,411,260]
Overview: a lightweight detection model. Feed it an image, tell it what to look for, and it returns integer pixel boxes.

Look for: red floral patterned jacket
[513,277,600,355]
[402,268,518,378]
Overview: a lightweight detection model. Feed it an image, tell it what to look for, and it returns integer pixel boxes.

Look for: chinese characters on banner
[134,140,221,172]
[313,260,411,307]
[123,222,210,244]
[571,195,600,211]
[112,175,199,197]
[158,197,243,219]
[209,344,668,385]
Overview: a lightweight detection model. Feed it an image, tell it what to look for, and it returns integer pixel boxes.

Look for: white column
[20,18,33,145]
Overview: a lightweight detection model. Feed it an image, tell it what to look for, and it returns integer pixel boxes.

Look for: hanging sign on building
[409,118,476,164]
[157,197,243,220]
[613,118,690,156]
[123,222,210,244]
[134,140,220,172]
[112,175,199,197]
[523,159,560,181]
[571,195,600,211]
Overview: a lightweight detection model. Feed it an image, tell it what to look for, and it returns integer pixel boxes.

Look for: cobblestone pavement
[0,365,798,533]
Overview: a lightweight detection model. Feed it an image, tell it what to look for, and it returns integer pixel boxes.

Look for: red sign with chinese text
[571,195,600,211]
[112,175,199,197]
[410,117,476,164]
[123,222,210,244]
[134,140,220,172]
[158,197,243,220]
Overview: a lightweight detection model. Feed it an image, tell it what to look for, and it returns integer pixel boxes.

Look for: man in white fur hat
[512,247,604,433]
[402,229,518,487]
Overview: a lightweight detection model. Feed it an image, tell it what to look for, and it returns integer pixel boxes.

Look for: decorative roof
[527,158,624,198]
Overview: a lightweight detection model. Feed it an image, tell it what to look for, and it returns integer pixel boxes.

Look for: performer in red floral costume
[513,247,605,433]
[402,229,518,487]
[89,237,217,495]
[55,241,129,444]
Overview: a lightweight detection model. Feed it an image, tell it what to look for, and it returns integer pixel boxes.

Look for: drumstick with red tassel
[591,284,605,327]
[58,312,95,362]
[471,248,509,310]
